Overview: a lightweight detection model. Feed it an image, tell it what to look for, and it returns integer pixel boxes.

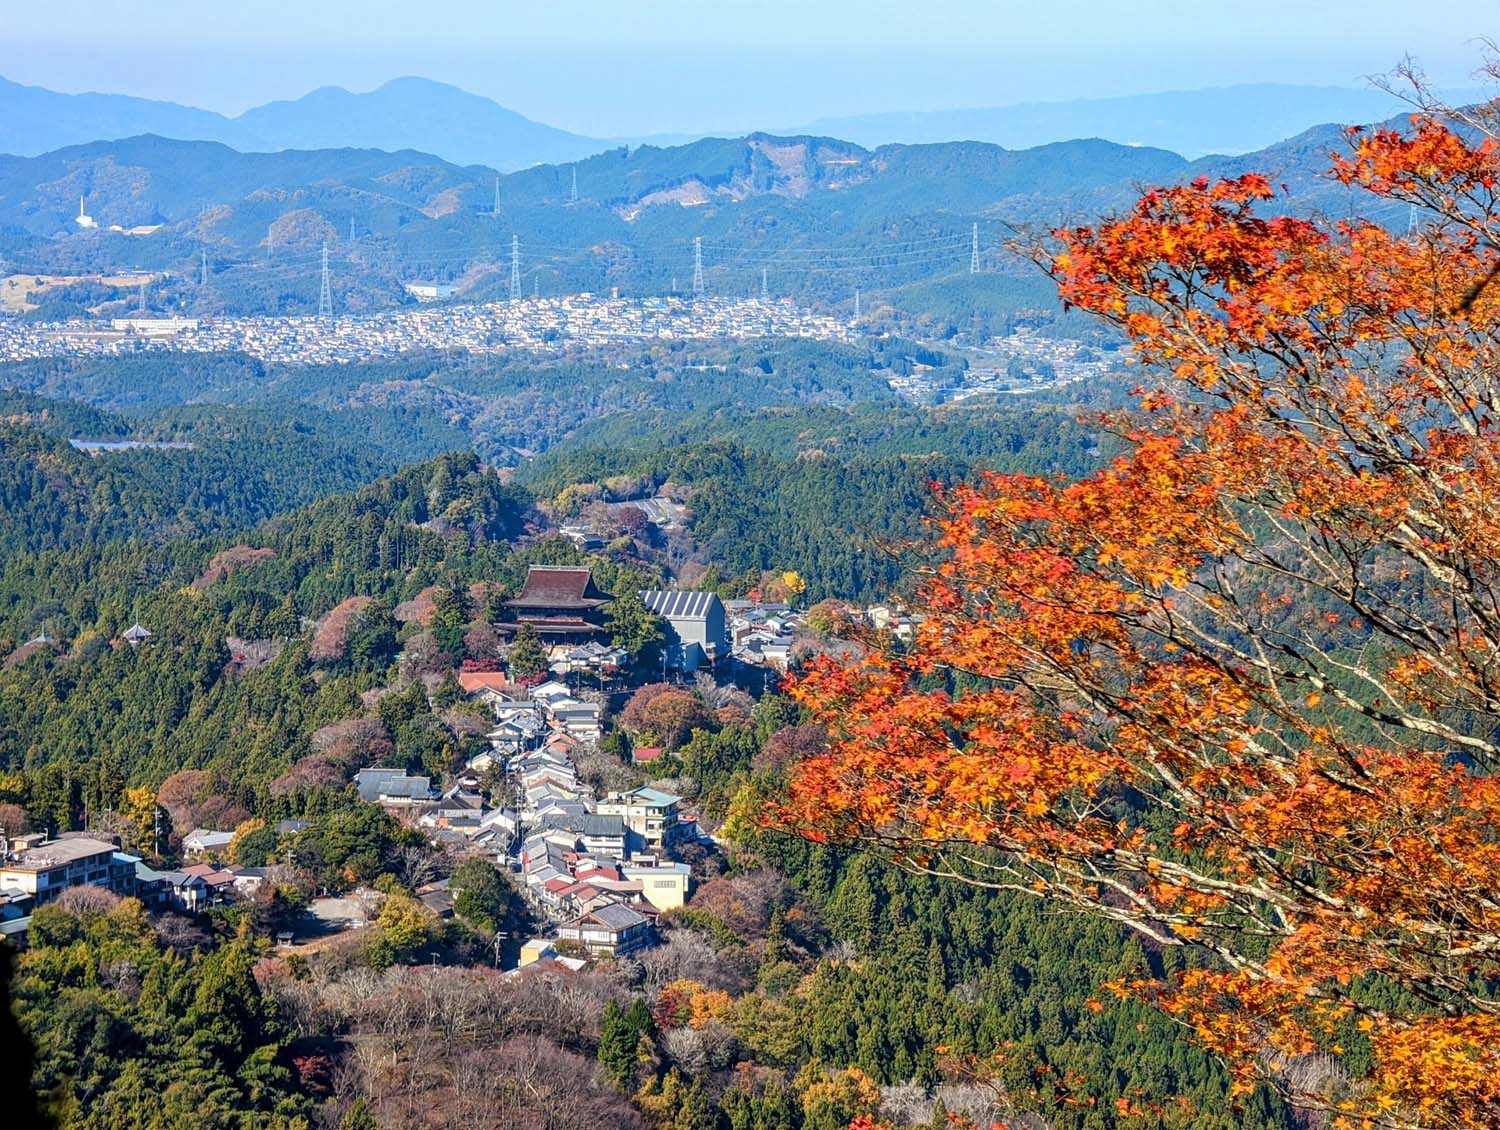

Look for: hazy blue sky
[2,1,1491,135]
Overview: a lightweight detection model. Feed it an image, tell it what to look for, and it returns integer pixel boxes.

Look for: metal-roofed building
[640,589,727,673]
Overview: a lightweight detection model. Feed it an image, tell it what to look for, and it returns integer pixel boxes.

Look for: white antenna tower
[971,223,980,274]
[200,248,208,286]
[510,234,521,304]
[570,166,579,204]
[494,175,502,215]
[692,237,705,297]
[317,241,332,319]
[761,267,769,301]
[853,287,861,320]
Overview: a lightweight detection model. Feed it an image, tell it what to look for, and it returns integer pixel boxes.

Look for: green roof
[631,787,681,807]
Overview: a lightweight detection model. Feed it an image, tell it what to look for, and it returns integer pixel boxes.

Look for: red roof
[183,862,235,886]
[459,671,511,695]
[632,746,664,764]
[575,865,622,882]
[543,877,572,893]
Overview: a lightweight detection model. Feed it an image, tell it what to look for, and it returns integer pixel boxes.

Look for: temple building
[502,566,611,643]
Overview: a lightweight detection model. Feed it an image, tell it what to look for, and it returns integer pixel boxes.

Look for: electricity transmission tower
[853,287,861,320]
[971,223,980,273]
[317,242,332,319]
[349,215,356,242]
[761,267,769,301]
[570,166,579,203]
[510,235,521,303]
[137,279,147,312]
[200,249,208,286]
[494,175,502,215]
[692,237,705,297]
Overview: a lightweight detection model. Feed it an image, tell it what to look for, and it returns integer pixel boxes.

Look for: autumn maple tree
[777,90,1500,1127]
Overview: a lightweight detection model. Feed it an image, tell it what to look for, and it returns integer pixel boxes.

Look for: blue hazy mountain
[2,74,1462,174]
[0,75,605,171]
[0,76,228,158]
[787,83,1433,159]
[226,77,606,168]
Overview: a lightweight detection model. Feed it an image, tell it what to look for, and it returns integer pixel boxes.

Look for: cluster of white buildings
[889,328,1122,401]
[478,681,700,964]
[352,664,701,965]
[726,599,799,670]
[0,830,266,940]
[0,294,851,366]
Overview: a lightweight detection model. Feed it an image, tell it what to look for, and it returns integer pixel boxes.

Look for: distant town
[0,294,853,366]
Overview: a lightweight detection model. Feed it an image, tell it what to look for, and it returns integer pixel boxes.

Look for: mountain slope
[791,83,1419,159]
[0,76,227,159]
[228,77,602,169]
[0,133,482,233]
[0,75,604,171]
[0,116,1387,323]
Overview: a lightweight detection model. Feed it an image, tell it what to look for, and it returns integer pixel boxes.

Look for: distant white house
[182,828,234,857]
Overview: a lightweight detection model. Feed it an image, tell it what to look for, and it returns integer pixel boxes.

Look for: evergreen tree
[598,999,639,1088]
[431,584,467,660]
[605,588,666,659]
[507,623,548,678]
[450,857,514,936]
[340,1096,379,1129]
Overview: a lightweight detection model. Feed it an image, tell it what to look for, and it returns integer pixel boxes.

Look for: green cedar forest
[0,343,1292,1130]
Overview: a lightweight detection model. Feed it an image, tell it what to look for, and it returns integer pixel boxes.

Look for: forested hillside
[0,112,1396,323]
[0,390,469,560]
[0,440,1297,1130]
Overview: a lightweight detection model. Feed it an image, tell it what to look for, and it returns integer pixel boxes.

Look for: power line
[317,241,333,320]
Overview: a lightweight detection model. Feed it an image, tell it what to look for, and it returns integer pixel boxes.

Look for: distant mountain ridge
[2,73,1464,173]
[0,113,1401,326]
[786,83,1458,159]
[0,75,605,172]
